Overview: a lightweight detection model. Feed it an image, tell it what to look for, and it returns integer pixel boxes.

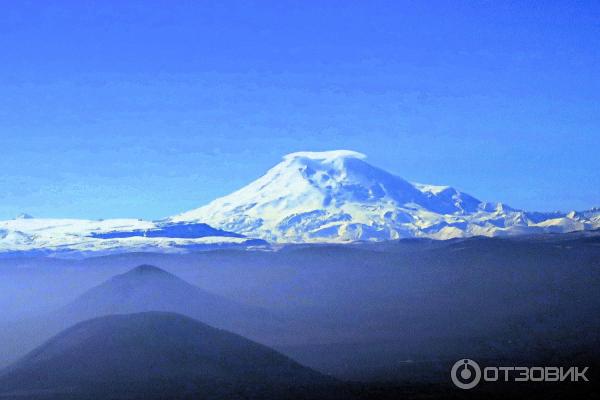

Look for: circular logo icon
[451,359,481,389]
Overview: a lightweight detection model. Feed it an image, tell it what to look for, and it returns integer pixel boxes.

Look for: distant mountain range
[1,150,598,254]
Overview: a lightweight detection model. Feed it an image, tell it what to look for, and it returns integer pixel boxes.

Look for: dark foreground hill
[5,312,595,400]
[0,312,339,400]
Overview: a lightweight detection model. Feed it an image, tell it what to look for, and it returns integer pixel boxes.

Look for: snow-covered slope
[171,150,600,242]
[0,218,264,256]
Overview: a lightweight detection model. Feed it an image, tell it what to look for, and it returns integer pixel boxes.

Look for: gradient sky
[0,1,598,220]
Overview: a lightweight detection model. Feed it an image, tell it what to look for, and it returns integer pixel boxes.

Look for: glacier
[0,218,264,257]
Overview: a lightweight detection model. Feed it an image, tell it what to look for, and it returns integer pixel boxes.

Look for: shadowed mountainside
[0,312,338,400]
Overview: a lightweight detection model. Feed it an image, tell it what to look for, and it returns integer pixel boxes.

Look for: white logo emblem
[451,359,481,389]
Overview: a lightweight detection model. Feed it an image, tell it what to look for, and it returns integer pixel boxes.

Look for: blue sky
[0,1,598,220]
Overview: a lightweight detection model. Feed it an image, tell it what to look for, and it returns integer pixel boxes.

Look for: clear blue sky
[0,1,598,220]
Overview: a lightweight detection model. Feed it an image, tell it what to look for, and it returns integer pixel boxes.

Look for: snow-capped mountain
[171,150,600,242]
[1,149,598,254]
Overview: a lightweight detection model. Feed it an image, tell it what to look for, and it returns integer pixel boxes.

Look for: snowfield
[0,217,260,256]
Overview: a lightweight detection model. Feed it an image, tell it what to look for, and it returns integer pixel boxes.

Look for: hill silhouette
[0,312,337,400]
[0,265,287,371]
[59,264,284,342]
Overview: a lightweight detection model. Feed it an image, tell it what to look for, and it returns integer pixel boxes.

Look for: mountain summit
[57,264,281,343]
[171,150,600,242]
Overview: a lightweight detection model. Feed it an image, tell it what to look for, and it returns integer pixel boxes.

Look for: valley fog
[1,234,599,386]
